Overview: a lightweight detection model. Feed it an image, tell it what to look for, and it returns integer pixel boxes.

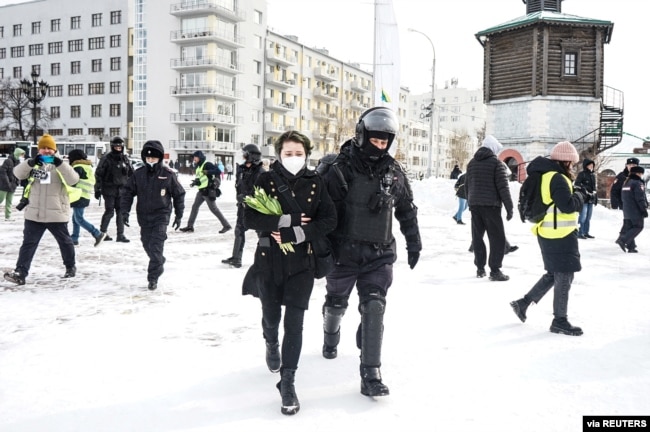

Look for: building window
[51,19,60,32]
[563,52,577,76]
[71,16,81,30]
[69,128,83,136]
[31,21,41,35]
[110,10,121,25]
[68,84,83,96]
[71,61,81,74]
[0,48,5,59]
[110,57,121,71]
[31,65,41,76]
[13,24,22,37]
[48,41,63,54]
[92,59,102,72]
[89,37,104,50]
[50,106,60,119]
[92,13,102,27]
[68,39,83,52]
[253,10,263,24]
[110,104,121,117]
[51,63,60,75]
[254,35,262,49]
[0,68,3,79]
[109,127,120,137]
[0,26,3,38]
[88,128,104,137]
[110,35,121,48]
[254,85,261,98]
[91,104,102,118]
[254,60,261,74]
[29,44,43,56]
[71,105,81,117]
[89,82,104,95]
[110,81,121,94]
[11,46,24,58]
[48,129,62,136]
[49,85,63,97]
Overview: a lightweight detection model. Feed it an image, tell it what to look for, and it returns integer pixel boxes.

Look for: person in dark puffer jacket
[464,135,514,281]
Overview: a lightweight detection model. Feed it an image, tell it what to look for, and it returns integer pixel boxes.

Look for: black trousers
[261,301,305,370]
[470,206,506,272]
[16,219,75,277]
[100,193,125,235]
[140,224,167,283]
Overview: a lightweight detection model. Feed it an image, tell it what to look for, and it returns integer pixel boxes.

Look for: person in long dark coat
[574,158,598,239]
[510,141,587,336]
[616,165,648,253]
[242,130,336,416]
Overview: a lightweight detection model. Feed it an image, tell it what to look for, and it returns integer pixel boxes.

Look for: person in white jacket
[3,134,79,286]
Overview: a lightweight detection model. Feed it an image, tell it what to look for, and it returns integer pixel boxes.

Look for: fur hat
[68,149,87,164]
[550,141,579,163]
[482,135,503,155]
[38,134,57,151]
[626,157,640,165]
[13,147,25,158]
[630,166,645,175]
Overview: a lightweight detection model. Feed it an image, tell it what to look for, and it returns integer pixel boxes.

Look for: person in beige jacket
[3,135,79,286]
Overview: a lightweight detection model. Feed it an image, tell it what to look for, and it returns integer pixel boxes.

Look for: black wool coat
[242,161,337,309]
[0,155,20,193]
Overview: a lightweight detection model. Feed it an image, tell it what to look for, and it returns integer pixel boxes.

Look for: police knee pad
[360,298,385,315]
[324,294,349,310]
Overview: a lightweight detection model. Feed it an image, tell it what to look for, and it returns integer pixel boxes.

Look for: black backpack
[518,171,554,223]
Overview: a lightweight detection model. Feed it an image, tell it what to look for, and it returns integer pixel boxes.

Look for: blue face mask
[40,155,55,164]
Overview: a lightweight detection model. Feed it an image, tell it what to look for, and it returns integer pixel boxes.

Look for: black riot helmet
[242,143,262,164]
[110,136,125,152]
[354,107,399,160]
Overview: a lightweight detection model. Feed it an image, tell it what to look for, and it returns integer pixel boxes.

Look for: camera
[16,197,29,211]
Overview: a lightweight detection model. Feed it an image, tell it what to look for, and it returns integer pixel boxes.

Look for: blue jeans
[71,206,101,242]
[578,203,593,236]
[455,197,468,221]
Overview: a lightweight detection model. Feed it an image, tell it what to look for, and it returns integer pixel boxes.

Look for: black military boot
[179,226,194,233]
[360,365,390,397]
[276,367,300,415]
[550,317,583,336]
[63,266,76,278]
[322,297,347,359]
[510,296,532,322]
[359,297,389,397]
[265,342,281,373]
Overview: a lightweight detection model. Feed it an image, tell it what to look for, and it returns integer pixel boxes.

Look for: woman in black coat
[510,141,586,336]
[242,130,336,415]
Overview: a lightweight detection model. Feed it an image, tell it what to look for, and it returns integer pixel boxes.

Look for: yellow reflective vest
[533,171,578,238]
[194,161,209,189]
[73,163,95,200]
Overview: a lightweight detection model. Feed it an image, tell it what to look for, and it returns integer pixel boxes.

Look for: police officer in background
[94,136,133,242]
[320,106,422,397]
[222,144,265,268]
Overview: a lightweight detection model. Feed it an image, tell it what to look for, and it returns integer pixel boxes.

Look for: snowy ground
[0,172,648,432]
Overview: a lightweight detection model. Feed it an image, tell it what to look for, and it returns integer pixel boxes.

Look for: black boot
[63,266,76,278]
[510,296,531,322]
[116,234,130,243]
[360,365,390,397]
[359,297,389,397]
[265,342,281,373]
[550,317,583,336]
[179,226,194,233]
[322,297,347,359]
[276,367,300,415]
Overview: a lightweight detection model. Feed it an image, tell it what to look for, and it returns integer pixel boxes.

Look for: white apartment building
[0,0,133,147]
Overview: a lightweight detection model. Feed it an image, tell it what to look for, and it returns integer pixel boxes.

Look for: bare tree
[0,78,51,141]
[449,128,474,169]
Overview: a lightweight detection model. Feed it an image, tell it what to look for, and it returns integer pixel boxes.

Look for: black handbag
[270,171,335,279]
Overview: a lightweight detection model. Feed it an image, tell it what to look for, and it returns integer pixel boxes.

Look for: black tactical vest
[342,171,393,244]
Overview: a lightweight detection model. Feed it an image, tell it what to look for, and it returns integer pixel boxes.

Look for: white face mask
[281,156,305,175]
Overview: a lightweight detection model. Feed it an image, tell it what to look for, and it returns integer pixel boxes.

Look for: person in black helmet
[319,107,422,398]
[222,144,265,268]
[120,140,185,290]
[94,136,133,242]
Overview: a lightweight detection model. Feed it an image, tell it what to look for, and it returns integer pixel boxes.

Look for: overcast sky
[1,0,645,137]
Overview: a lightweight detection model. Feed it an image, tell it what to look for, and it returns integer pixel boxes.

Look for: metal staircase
[573,85,624,155]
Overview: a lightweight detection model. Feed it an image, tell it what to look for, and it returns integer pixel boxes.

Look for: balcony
[170,113,243,126]
[351,100,369,111]
[170,1,246,22]
[265,122,289,134]
[312,110,338,121]
[265,49,297,66]
[314,67,337,81]
[170,28,245,48]
[351,79,370,93]
[170,56,243,74]
[169,140,242,153]
[264,98,295,112]
[313,88,338,101]
[265,73,296,89]
[170,85,244,101]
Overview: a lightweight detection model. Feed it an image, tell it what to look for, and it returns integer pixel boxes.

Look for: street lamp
[408,28,436,178]
[20,70,49,151]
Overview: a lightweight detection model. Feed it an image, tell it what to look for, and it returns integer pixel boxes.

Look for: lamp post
[20,70,49,151]
[408,28,436,178]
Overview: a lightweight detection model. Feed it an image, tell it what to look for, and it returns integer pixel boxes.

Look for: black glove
[95,190,102,200]
[643,210,648,219]
[172,216,182,230]
[279,227,297,243]
[53,157,63,167]
[290,213,302,226]
[408,251,420,269]
[506,210,513,221]
[190,179,200,187]
[27,158,38,167]
[122,213,130,227]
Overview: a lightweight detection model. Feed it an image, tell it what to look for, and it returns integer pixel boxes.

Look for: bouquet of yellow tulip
[244,187,295,254]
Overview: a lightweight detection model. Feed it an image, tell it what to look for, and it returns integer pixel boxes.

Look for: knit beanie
[13,147,25,158]
[482,135,503,155]
[550,141,579,163]
[38,134,57,151]
[68,149,87,164]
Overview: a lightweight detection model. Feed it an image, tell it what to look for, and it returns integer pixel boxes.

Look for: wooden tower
[475,0,618,177]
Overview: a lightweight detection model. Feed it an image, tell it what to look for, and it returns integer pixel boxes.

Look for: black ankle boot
[265,342,281,373]
[510,297,531,322]
[276,367,300,415]
[550,317,583,336]
[360,365,389,397]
